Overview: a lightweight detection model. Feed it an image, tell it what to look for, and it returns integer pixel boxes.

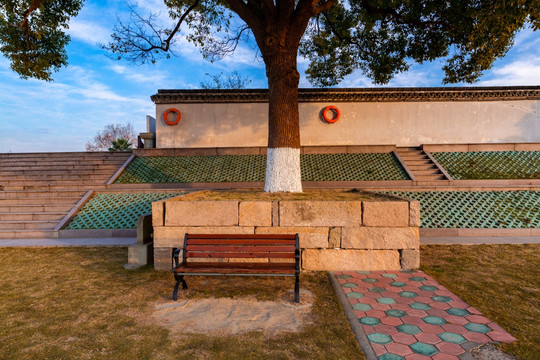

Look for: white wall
[155,100,540,148]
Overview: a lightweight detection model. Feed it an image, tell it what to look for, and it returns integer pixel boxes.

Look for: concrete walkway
[0,237,137,247]
[421,236,540,245]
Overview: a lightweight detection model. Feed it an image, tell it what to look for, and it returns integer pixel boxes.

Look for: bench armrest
[172,248,182,270]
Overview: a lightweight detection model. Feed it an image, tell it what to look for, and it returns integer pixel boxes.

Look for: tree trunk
[263,49,303,192]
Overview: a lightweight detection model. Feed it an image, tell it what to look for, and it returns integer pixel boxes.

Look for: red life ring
[163,108,181,125]
[322,105,340,123]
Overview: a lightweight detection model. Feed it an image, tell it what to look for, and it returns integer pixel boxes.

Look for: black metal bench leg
[172,274,187,301]
[294,274,300,303]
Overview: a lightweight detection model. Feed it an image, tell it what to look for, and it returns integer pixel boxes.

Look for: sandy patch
[153,289,314,336]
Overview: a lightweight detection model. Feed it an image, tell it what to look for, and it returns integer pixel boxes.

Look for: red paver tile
[375,324,399,335]
[419,324,444,334]
[422,280,440,286]
[449,301,468,309]
[430,302,451,310]
[432,353,460,360]
[338,278,347,284]
[487,331,517,343]
[353,310,366,318]
[466,315,491,324]
[467,306,482,315]
[442,324,467,334]
[387,286,404,293]
[463,332,491,343]
[362,325,376,334]
[426,308,448,317]
[436,342,466,355]
[381,316,404,326]
[386,342,414,356]
[445,315,469,325]
[348,298,360,304]
[404,285,421,292]
[365,292,383,298]
[391,303,412,311]
[402,316,426,326]
[342,287,352,293]
[362,297,379,305]
[392,332,417,345]
[415,296,432,304]
[366,310,386,318]
[408,309,428,318]
[395,297,415,304]
[417,291,434,298]
[371,342,387,356]
[435,290,454,297]
[405,353,432,360]
[372,303,392,311]
[415,332,443,344]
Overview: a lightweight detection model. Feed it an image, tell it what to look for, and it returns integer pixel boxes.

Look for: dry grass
[174,189,395,201]
[0,248,362,360]
[420,244,540,360]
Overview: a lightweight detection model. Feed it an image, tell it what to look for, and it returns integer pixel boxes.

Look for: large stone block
[239,201,272,226]
[154,247,172,271]
[154,226,254,247]
[152,201,164,226]
[279,201,362,227]
[255,226,329,248]
[400,249,420,269]
[328,227,341,248]
[302,249,400,270]
[341,227,419,250]
[363,201,409,227]
[409,201,421,227]
[165,201,238,226]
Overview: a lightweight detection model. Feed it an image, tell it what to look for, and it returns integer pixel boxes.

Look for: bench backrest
[183,233,299,264]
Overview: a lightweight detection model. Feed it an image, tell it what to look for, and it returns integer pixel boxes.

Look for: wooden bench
[172,233,300,303]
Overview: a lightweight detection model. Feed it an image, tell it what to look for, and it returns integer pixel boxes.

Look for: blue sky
[1,0,539,153]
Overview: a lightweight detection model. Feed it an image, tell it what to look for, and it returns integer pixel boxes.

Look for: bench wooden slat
[186,245,296,252]
[188,239,296,245]
[188,234,296,240]
[187,252,296,259]
[176,262,295,274]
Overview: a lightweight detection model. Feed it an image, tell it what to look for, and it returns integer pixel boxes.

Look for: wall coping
[151,86,540,104]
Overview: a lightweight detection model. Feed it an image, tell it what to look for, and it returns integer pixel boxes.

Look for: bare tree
[85,123,137,151]
[200,71,252,89]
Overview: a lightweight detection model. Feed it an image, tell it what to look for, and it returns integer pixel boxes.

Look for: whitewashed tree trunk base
[264,147,303,193]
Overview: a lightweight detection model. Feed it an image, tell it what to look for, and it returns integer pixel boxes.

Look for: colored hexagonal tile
[432,354,460,360]
[487,331,517,343]
[439,332,466,344]
[390,281,407,287]
[409,276,427,282]
[353,303,372,311]
[420,285,438,292]
[400,269,414,273]
[386,342,413,357]
[397,324,421,335]
[381,316,404,326]
[370,287,387,293]
[360,316,381,325]
[371,342,387,356]
[410,342,439,356]
[466,315,491,324]
[402,316,425,326]
[430,302,451,310]
[465,323,491,334]
[422,316,446,325]
[410,302,431,310]
[337,274,353,279]
[378,354,405,360]
[346,292,365,299]
[399,291,418,298]
[432,295,452,303]
[415,332,443,345]
[463,331,491,343]
[368,332,393,345]
[366,309,387,318]
[446,307,469,317]
[378,297,397,304]
[356,270,371,274]
[392,332,417,345]
[419,323,444,335]
[343,282,357,288]
[386,309,407,318]
[382,273,398,279]
[375,324,399,335]
[372,303,392,311]
[442,324,467,335]
[436,342,466,356]
[362,277,378,283]
[426,309,449,318]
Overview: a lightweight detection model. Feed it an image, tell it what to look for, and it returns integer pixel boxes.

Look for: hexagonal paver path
[335,270,516,360]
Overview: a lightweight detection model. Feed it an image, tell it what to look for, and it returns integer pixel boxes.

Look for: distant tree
[108,138,133,151]
[200,71,252,89]
[86,123,137,151]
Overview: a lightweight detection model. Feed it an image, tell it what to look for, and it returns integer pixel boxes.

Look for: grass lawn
[421,244,540,360]
[0,248,362,360]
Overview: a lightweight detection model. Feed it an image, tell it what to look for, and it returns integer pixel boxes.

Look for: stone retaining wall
[152,196,420,271]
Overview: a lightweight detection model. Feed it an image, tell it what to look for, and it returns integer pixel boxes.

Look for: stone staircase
[395,147,449,182]
[0,152,131,239]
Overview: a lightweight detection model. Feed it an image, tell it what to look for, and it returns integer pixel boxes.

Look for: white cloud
[67,19,111,45]
[109,64,167,84]
[478,58,540,86]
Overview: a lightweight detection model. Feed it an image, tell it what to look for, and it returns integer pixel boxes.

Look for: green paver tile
[382,273,398,278]
[410,342,439,356]
[400,269,414,273]
[353,303,372,311]
[378,354,405,360]
[446,308,470,317]
[432,295,452,303]
[359,317,381,325]
[390,282,407,287]
[369,287,386,293]
[385,309,407,318]
[338,274,353,279]
[439,332,467,344]
[362,278,379,283]
[356,270,371,274]
[343,283,357,288]
[399,291,418,298]
[346,292,364,299]
[422,316,446,325]
[377,297,397,304]
[368,332,393,345]
[465,323,491,334]
[410,302,431,310]
[420,285,439,292]
[409,277,427,282]
[66,192,184,229]
[397,324,421,335]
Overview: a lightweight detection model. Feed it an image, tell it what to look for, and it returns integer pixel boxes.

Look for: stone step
[0,153,131,160]
[0,204,75,213]
[1,164,123,172]
[415,175,447,181]
[404,160,432,166]
[0,169,118,176]
[407,165,439,171]
[413,170,443,176]
[0,212,66,221]
[399,156,430,162]
[0,190,86,199]
[0,174,111,182]
[2,184,108,191]
[0,220,58,230]
[0,197,81,205]
[0,179,108,186]
[0,230,58,239]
